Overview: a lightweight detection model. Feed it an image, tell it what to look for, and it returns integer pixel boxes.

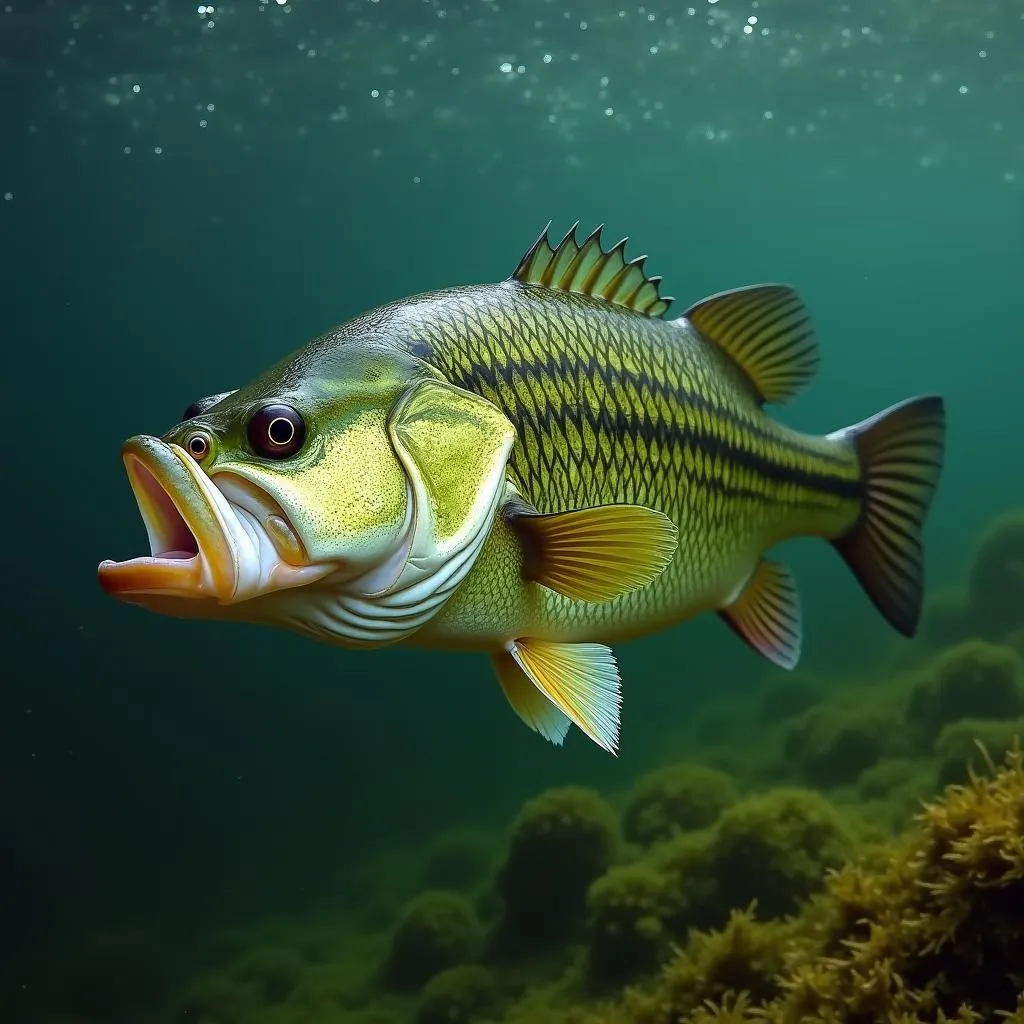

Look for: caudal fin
[831,395,946,637]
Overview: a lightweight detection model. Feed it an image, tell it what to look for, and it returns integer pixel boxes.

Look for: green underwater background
[2,1,1024,1021]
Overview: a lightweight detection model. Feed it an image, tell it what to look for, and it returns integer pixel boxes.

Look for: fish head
[97,339,517,647]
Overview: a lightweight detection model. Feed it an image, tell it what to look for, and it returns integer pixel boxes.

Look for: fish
[97,222,946,754]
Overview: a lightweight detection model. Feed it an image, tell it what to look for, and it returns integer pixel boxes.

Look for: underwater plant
[585,862,672,983]
[383,890,482,991]
[934,716,1024,785]
[906,639,1024,742]
[493,786,619,946]
[622,762,738,847]
[782,702,906,788]
[414,965,500,1024]
[702,787,855,921]
[966,510,1024,640]
[568,745,1024,1024]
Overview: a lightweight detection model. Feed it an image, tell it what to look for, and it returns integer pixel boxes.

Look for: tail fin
[831,395,946,637]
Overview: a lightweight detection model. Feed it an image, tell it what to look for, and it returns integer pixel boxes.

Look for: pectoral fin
[718,559,802,670]
[504,637,622,754]
[508,502,678,602]
[492,650,572,746]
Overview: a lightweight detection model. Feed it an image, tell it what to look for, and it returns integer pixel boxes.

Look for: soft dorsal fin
[511,221,673,318]
[681,284,818,405]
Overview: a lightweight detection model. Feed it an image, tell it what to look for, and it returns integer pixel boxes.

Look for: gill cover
[314,377,516,646]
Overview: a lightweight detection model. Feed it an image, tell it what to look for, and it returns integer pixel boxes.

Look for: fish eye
[248,403,306,459]
[185,431,211,461]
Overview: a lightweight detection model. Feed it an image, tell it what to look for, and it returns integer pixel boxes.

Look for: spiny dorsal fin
[511,221,673,318]
[681,284,819,405]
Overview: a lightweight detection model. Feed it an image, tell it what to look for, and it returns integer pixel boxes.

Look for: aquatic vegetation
[414,965,500,1024]
[934,717,1024,785]
[622,763,738,847]
[584,862,671,983]
[747,745,1024,1023]
[906,639,1024,742]
[493,786,619,947]
[783,702,906,787]
[383,891,483,991]
[966,511,1024,639]
[703,787,855,921]
[44,505,1024,1024]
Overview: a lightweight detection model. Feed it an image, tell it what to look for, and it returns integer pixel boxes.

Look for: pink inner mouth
[132,457,200,561]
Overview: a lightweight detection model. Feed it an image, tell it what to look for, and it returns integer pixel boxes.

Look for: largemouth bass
[98,223,946,753]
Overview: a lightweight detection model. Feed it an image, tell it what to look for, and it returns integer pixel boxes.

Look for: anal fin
[718,559,802,670]
[509,502,678,603]
[492,650,572,746]
[506,638,622,754]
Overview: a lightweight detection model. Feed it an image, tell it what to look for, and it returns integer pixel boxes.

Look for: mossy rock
[585,863,671,983]
[414,965,499,1024]
[623,763,738,847]
[706,787,855,920]
[384,891,482,991]
[494,786,619,944]
[906,640,1024,741]
[783,703,905,788]
[967,511,1024,638]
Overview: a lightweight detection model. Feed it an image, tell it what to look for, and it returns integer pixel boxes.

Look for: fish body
[98,223,946,753]
[381,280,863,651]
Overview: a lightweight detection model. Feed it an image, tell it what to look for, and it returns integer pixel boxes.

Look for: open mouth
[98,435,334,608]
[97,436,237,601]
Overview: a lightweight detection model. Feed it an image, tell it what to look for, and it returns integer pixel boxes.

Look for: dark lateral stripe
[598,407,862,502]
[449,356,861,503]
[457,346,851,470]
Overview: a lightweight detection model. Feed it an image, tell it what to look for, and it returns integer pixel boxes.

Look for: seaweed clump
[585,862,671,983]
[783,704,905,787]
[623,763,738,847]
[966,512,1024,639]
[383,890,482,991]
[906,640,1024,742]
[414,965,499,1024]
[701,787,855,921]
[604,745,1024,1023]
[493,786,619,947]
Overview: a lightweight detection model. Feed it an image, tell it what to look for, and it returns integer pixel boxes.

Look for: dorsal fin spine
[510,222,674,318]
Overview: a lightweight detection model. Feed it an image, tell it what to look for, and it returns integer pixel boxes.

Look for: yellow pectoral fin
[510,503,678,603]
[506,638,622,754]
[492,650,572,746]
[718,559,802,670]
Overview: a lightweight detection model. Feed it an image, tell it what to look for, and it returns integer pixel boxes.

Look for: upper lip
[97,435,238,600]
